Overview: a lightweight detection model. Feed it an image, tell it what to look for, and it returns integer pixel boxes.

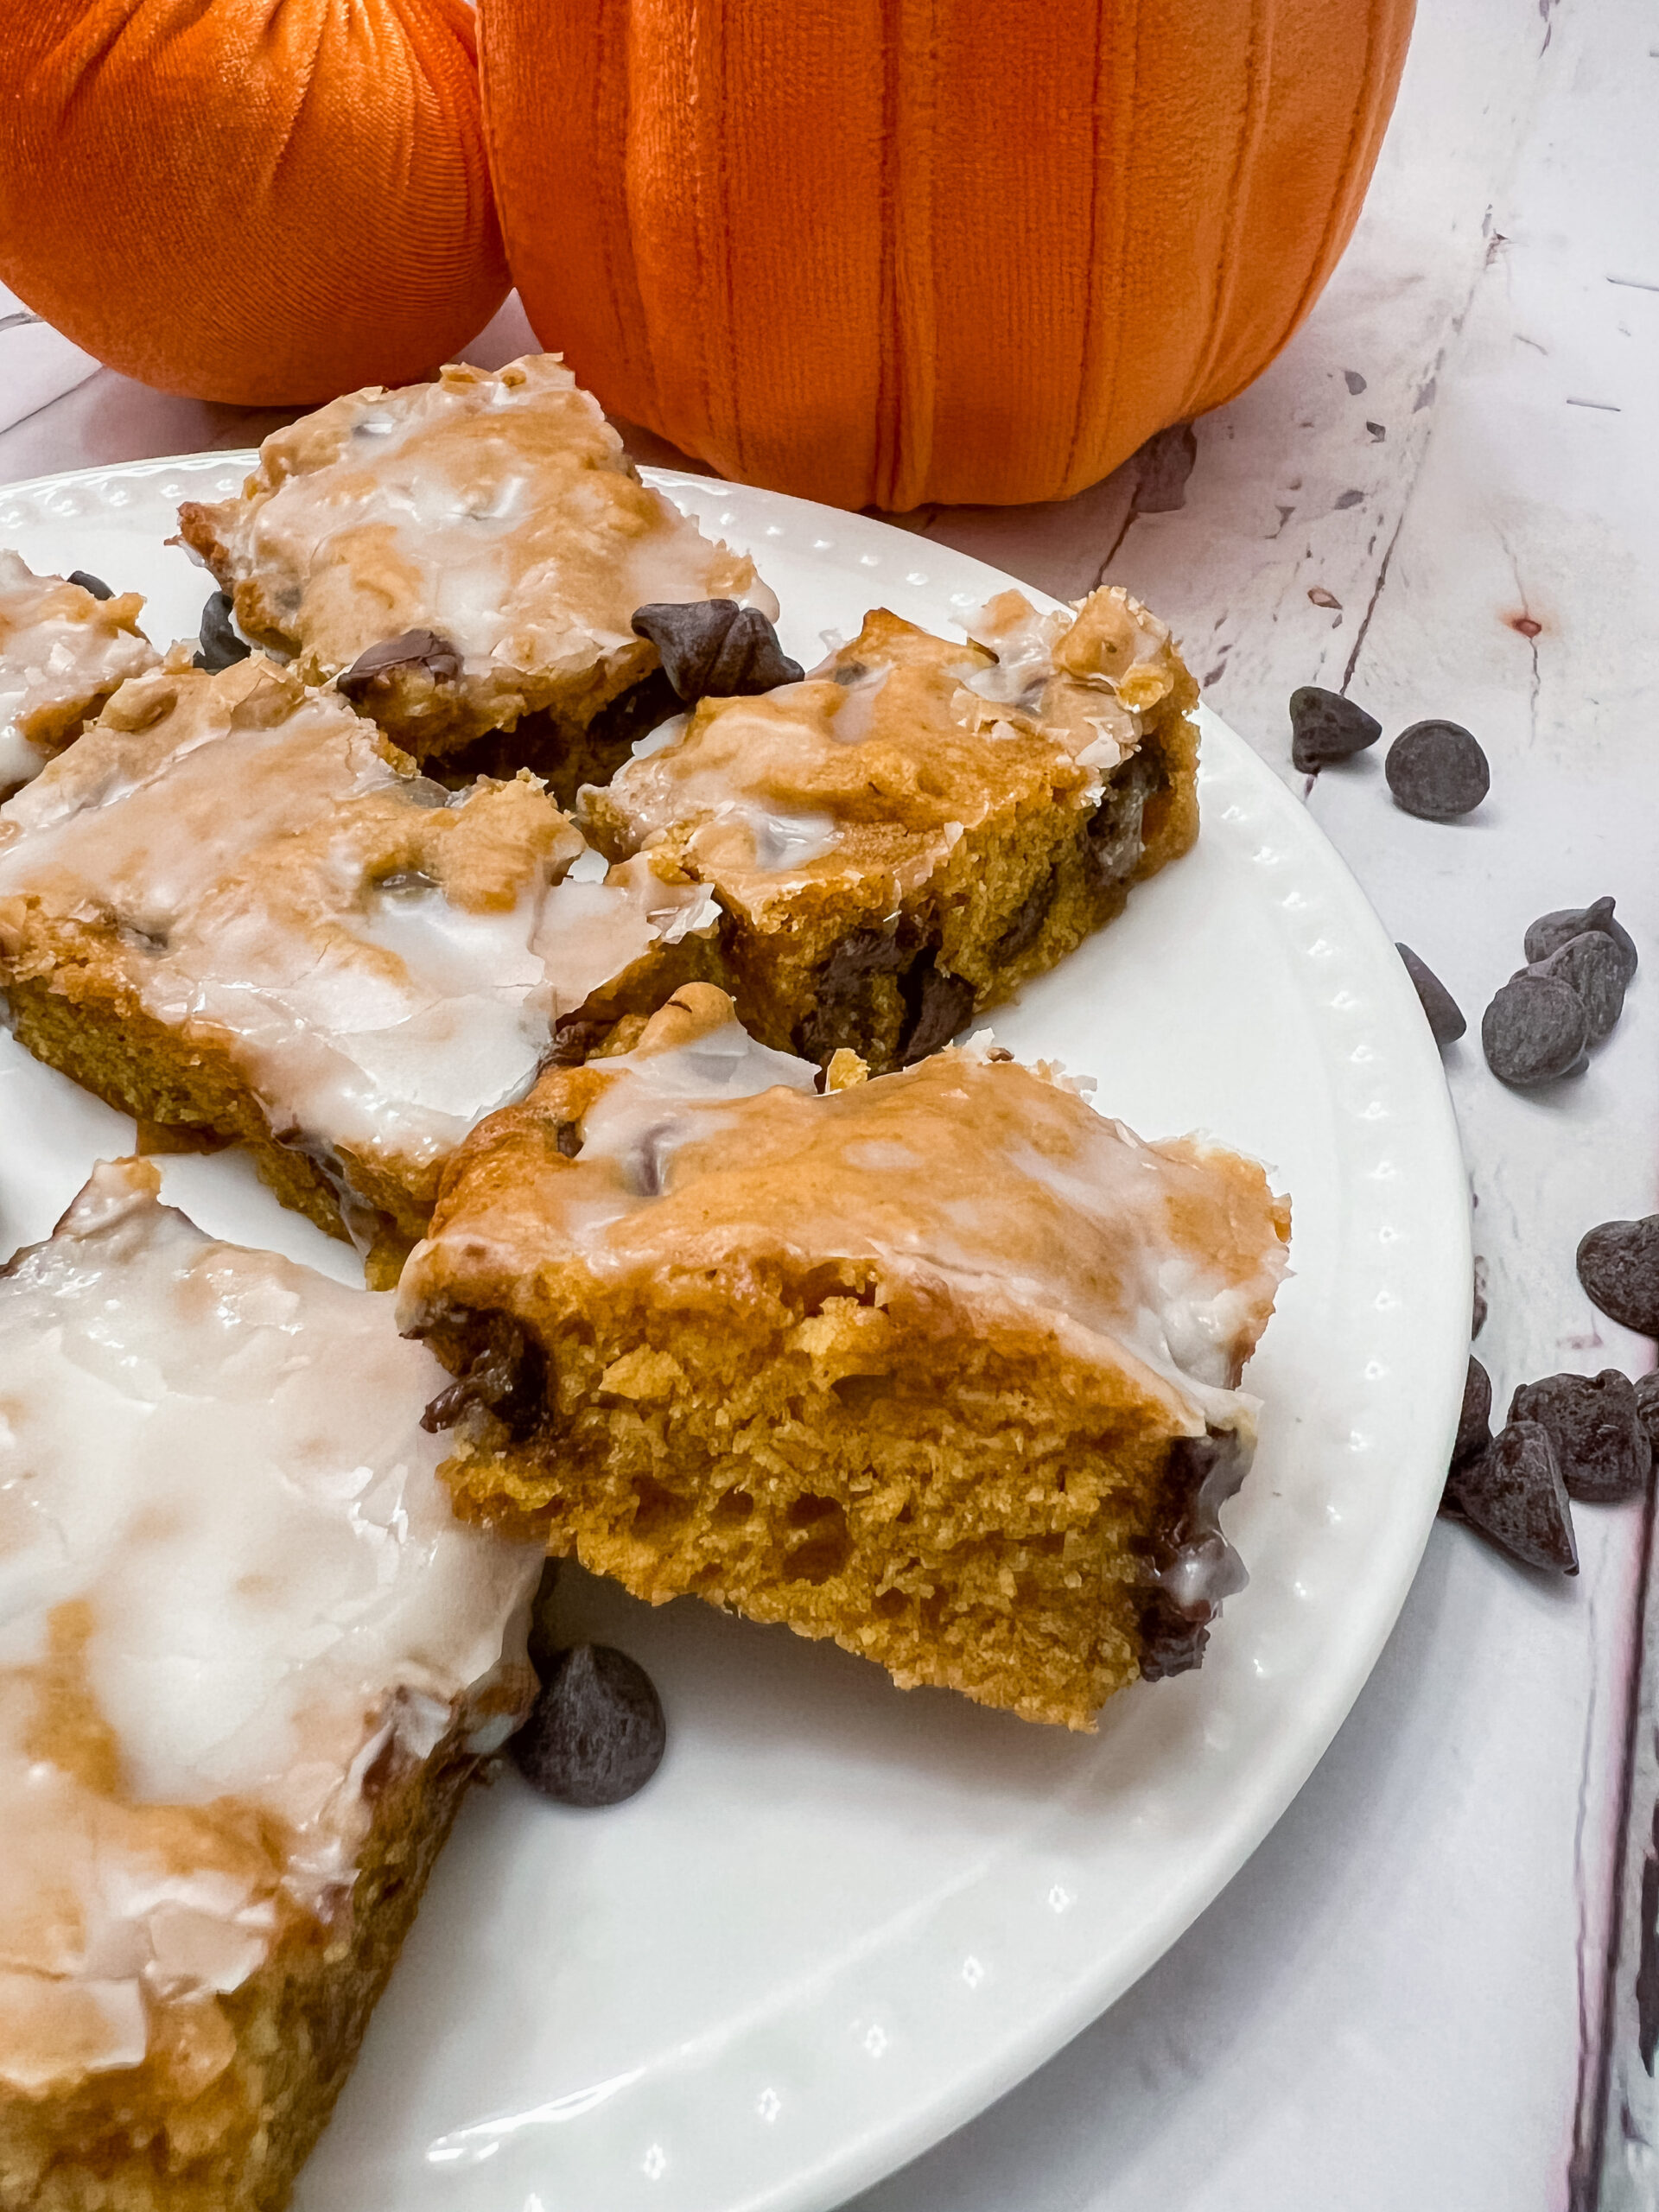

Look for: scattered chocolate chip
[512,1643,666,1808]
[1289,687,1381,772]
[1529,928,1628,1043]
[1524,895,1637,984]
[898,955,976,1065]
[1481,973,1588,1087]
[192,590,252,673]
[1509,1370,1652,1504]
[337,627,461,701]
[1635,1372,1659,1451]
[420,1313,545,1441]
[1448,1420,1578,1572]
[1397,943,1465,1046]
[632,600,803,703]
[1454,1356,1494,1469]
[1577,1217,1659,1338]
[67,569,113,601]
[1385,720,1491,820]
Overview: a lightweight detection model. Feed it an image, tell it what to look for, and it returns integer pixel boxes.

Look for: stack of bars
[0,352,1288,2206]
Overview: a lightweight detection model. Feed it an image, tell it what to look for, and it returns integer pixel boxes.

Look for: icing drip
[0,1162,540,2093]
[0,551,157,791]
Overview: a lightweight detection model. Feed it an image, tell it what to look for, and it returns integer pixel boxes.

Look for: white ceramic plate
[0,455,1471,2212]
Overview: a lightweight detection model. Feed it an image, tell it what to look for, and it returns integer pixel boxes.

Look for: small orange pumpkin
[0,0,508,406]
[481,0,1414,510]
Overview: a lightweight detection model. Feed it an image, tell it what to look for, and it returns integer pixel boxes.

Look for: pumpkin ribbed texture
[481,0,1414,510]
[0,0,508,406]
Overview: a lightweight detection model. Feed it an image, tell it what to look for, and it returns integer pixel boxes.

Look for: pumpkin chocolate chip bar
[175,355,775,805]
[0,550,158,798]
[0,1160,540,2212]
[577,585,1200,1073]
[0,652,719,1278]
[399,984,1288,1730]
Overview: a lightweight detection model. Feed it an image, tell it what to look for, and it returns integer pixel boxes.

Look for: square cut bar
[0,1160,540,2212]
[0,652,721,1276]
[577,585,1200,1074]
[175,356,773,804]
[400,985,1288,1729]
[0,551,157,798]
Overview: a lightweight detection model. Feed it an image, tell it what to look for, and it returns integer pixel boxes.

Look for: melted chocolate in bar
[1137,1429,1250,1681]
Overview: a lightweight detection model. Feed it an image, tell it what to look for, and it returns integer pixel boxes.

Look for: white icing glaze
[0,1162,540,2091]
[0,550,157,791]
[962,588,1180,778]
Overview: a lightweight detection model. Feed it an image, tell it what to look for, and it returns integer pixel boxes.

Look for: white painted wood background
[2,0,1656,2203]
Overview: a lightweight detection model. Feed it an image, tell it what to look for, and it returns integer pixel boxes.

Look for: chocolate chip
[1529,928,1628,1043]
[1480,973,1587,1087]
[1384,720,1491,820]
[420,1314,545,1441]
[1454,1356,1493,1469]
[337,627,461,700]
[512,1643,666,1808]
[1447,1420,1578,1572]
[994,873,1057,962]
[898,955,976,1065]
[795,922,920,1062]
[1577,1217,1659,1338]
[1524,895,1637,984]
[1509,1370,1651,1504]
[67,569,114,601]
[631,601,803,703]
[1636,1372,1659,1450]
[1289,686,1382,772]
[192,590,252,673]
[553,1119,582,1159]
[1397,944,1465,1046]
[543,1015,607,1070]
[1087,748,1160,887]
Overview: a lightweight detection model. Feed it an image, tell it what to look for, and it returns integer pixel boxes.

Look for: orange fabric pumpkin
[481,0,1414,511]
[0,0,507,406]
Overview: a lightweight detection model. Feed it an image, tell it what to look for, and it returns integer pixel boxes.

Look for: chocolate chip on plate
[1576,1217,1659,1338]
[337,627,461,699]
[632,600,804,703]
[1480,973,1587,1087]
[192,590,252,673]
[67,569,114,601]
[1384,720,1491,821]
[512,1643,666,1808]
[1509,1370,1652,1504]
[1524,895,1637,984]
[1454,1356,1494,1469]
[1397,944,1466,1046]
[1529,929,1628,1043]
[1289,686,1382,772]
[1636,1372,1659,1451]
[1448,1420,1578,1573]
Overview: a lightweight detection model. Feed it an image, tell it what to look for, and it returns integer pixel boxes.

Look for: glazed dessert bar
[0,651,720,1274]
[579,585,1200,1072]
[0,550,157,798]
[401,985,1288,1729]
[176,355,772,804]
[0,1160,539,2212]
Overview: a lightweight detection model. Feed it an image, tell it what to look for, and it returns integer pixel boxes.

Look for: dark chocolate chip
[1396,943,1466,1046]
[1289,685,1382,772]
[1529,928,1628,1043]
[420,1314,545,1441]
[543,1015,608,1070]
[1480,973,1587,1087]
[192,590,252,673]
[897,956,976,1065]
[1138,1429,1249,1680]
[1384,720,1491,820]
[1509,1370,1652,1504]
[631,600,803,704]
[67,569,114,601]
[794,922,921,1062]
[1577,1217,1659,1338]
[553,1119,582,1159]
[1635,1372,1659,1451]
[1447,1420,1578,1573]
[1524,895,1637,984]
[1454,1356,1493,1470]
[1086,747,1161,888]
[512,1643,666,1808]
[993,873,1057,962]
[337,628,461,700]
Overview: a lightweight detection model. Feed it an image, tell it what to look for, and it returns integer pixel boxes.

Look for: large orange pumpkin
[0,0,507,406]
[481,0,1414,510]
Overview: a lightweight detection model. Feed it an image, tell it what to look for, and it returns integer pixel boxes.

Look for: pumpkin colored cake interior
[0,1160,540,2212]
[579,585,1200,1072]
[0,650,720,1276]
[175,355,775,804]
[0,551,157,798]
[400,985,1288,1729]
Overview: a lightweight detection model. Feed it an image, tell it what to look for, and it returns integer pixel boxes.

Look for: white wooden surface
[2,2,1655,2203]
